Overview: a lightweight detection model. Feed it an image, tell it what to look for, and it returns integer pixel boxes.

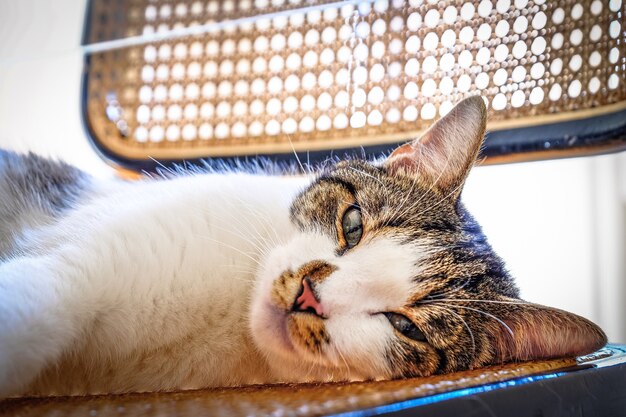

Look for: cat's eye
[341,207,363,248]
[385,313,427,342]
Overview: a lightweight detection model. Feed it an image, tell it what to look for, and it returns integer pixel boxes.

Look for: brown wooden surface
[3,346,624,417]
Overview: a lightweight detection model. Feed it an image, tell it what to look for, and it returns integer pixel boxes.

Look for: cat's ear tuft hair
[491,301,607,363]
[384,96,487,196]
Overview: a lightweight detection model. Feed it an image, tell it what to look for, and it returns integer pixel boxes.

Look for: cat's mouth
[285,281,330,357]
[270,308,328,360]
[265,264,331,358]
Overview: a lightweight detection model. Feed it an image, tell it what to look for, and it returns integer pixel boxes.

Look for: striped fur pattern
[251,97,606,379]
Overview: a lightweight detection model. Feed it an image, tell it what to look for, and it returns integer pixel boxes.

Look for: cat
[0,97,606,398]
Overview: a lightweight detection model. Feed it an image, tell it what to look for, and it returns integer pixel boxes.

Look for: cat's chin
[250,300,297,358]
[251,307,341,382]
[272,308,298,355]
[250,300,339,382]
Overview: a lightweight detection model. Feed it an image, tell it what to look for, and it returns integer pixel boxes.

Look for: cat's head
[250,96,606,382]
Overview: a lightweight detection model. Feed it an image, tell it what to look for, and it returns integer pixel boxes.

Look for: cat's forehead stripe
[316,176,357,197]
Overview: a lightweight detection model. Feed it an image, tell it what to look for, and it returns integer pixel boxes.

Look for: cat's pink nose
[293,278,324,317]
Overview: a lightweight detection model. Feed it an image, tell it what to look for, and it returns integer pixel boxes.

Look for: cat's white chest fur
[0,173,309,396]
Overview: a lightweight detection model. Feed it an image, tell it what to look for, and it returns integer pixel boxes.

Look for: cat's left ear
[384,96,487,197]
[489,301,607,362]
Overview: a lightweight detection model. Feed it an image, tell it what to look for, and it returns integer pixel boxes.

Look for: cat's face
[250,97,606,382]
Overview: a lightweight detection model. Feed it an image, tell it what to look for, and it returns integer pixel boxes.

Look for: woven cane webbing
[83,0,626,162]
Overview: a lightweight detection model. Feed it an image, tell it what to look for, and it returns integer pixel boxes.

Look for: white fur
[0,173,307,396]
[0,171,428,397]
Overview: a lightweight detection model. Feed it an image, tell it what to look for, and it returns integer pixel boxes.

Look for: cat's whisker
[211,223,271,259]
[178,195,270,249]
[347,167,386,191]
[407,144,453,216]
[379,162,420,230]
[437,303,515,338]
[418,179,465,218]
[388,140,446,228]
[218,193,271,231]
[218,270,257,279]
[303,357,318,380]
[393,145,428,221]
[216,263,258,274]
[214,272,256,283]
[148,156,177,177]
[141,206,269,272]
[422,298,530,306]
[195,234,262,266]
[225,194,284,249]
[333,345,352,373]
[210,196,281,252]
[197,208,274,258]
[209,216,264,245]
[286,134,306,175]
[231,217,277,254]
[428,304,476,358]
[451,309,476,359]
[424,276,473,299]
[226,276,257,283]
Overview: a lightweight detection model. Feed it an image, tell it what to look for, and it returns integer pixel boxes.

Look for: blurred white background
[1,0,625,342]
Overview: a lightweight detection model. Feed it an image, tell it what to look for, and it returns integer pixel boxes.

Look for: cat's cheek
[316,238,421,317]
[249,272,301,366]
[249,300,296,358]
[250,252,289,359]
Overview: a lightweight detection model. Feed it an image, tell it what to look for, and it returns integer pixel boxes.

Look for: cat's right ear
[383,96,487,197]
